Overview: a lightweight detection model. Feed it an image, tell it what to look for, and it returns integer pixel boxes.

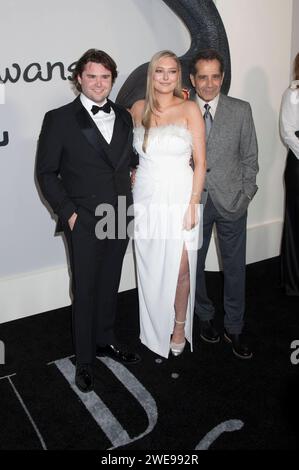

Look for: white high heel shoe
[170,319,186,356]
[170,340,186,356]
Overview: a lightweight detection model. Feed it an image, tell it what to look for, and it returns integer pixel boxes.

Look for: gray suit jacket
[201,93,258,221]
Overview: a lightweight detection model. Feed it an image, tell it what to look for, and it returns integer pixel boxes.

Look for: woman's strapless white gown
[133,125,201,358]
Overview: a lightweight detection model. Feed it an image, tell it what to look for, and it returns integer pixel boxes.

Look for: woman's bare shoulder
[182,99,198,110]
[130,100,145,125]
[182,99,202,119]
[131,99,145,113]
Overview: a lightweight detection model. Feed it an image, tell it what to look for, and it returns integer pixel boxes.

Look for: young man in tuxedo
[36,49,140,393]
[190,49,258,359]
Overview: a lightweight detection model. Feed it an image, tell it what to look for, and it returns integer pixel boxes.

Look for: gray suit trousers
[195,195,247,334]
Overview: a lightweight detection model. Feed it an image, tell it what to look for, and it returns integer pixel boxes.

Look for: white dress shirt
[80,93,115,144]
[195,93,220,119]
[280,81,299,159]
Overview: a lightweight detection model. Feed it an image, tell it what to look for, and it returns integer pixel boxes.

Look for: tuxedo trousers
[281,149,299,296]
[64,209,129,365]
[195,195,247,334]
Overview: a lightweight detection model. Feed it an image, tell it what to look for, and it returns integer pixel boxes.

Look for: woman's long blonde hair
[142,50,183,152]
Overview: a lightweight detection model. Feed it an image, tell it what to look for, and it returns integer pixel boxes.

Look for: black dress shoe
[75,364,94,393]
[224,330,253,359]
[199,320,220,343]
[96,344,141,364]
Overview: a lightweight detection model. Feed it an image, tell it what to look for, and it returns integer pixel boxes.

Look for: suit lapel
[206,94,229,164]
[109,101,131,169]
[73,96,114,169]
[74,97,131,169]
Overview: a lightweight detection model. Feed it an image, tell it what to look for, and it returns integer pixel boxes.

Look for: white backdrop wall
[291,0,299,63]
[0,0,294,323]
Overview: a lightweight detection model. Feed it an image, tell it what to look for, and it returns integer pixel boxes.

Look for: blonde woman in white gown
[131,51,206,358]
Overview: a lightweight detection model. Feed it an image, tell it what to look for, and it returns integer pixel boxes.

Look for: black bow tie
[91,102,111,115]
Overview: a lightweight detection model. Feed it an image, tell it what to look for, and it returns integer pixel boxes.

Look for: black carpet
[0,257,299,450]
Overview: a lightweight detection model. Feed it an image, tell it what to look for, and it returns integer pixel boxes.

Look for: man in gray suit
[190,49,258,359]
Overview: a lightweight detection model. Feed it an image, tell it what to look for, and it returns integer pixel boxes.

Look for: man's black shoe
[199,320,220,343]
[75,364,94,393]
[224,330,253,359]
[96,344,141,364]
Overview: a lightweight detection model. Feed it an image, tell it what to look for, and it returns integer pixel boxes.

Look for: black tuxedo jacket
[36,96,138,232]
